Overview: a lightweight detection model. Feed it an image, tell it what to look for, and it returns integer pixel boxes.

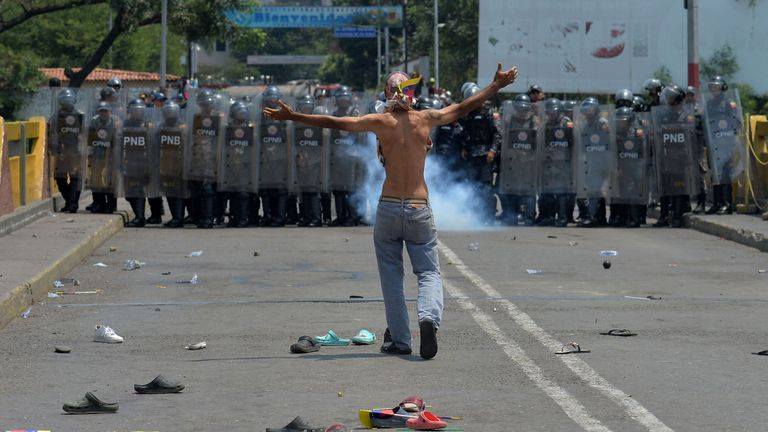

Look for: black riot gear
[415,97,434,111]
[708,75,727,92]
[632,96,647,112]
[460,104,500,225]
[660,85,685,106]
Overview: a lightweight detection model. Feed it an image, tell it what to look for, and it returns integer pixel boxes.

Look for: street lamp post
[160,0,168,89]
[433,0,439,88]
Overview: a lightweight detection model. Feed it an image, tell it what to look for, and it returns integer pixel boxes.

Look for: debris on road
[123,259,144,271]
[752,350,768,356]
[314,329,350,346]
[337,391,344,397]
[134,375,185,394]
[54,345,71,353]
[758,269,766,274]
[108,246,117,252]
[349,295,364,299]
[62,392,118,414]
[254,251,260,256]
[603,260,612,269]
[599,329,637,337]
[53,278,80,288]
[344,237,350,242]
[47,292,60,298]
[93,262,108,267]
[268,416,322,432]
[185,341,206,350]
[646,295,662,300]
[526,269,543,275]
[21,308,31,318]
[467,242,480,251]
[186,250,203,258]
[568,241,578,246]
[555,341,591,354]
[162,271,171,275]
[156,284,167,289]
[324,424,348,432]
[547,235,558,239]
[65,218,75,223]
[600,250,618,257]
[54,289,102,295]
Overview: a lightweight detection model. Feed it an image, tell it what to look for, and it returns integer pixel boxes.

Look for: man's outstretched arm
[263,100,380,132]
[426,63,518,127]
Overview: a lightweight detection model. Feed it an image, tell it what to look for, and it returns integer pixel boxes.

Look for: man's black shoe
[419,319,438,360]
[164,219,183,228]
[126,217,146,228]
[146,215,162,224]
[380,328,412,355]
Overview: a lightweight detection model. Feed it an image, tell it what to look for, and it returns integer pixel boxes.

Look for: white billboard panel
[478,0,686,93]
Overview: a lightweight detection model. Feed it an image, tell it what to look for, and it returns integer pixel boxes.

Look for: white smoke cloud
[351,132,489,231]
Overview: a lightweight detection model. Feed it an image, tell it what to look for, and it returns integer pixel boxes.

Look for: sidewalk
[685,213,768,253]
[0,197,127,330]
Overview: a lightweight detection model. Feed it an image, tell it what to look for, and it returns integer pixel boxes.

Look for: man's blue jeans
[374,200,444,350]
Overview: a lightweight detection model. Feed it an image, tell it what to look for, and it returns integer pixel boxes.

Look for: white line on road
[438,240,674,432]
[443,279,612,432]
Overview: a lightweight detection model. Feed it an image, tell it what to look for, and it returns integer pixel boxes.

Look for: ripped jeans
[374,199,444,350]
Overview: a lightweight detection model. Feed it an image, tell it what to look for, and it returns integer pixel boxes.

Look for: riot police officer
[86,101,120,214]
[50,89,85,213]
[431,98,466,177]
[643,78,664,225]
[498,94,539,225]
[703,76,742,215]
[157,100,188,228]
[293,95,327,227]
[537,98,575,227]
[258,85,291,227]
[686,85,708,214]
[576,97,611,227]
[528,84,545,103]
[220,100,256,228]
[609,89,635,226]
[459,85,499,225]
[611,106,648,228]
[328,85,361,227]
[122,98,154,227]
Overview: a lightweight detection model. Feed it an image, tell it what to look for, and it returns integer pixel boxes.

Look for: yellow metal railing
[5,117,47,208]
[741,115,768,212]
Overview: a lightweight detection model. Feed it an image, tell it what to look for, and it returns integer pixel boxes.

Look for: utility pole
[160,0,168,89]
[433,0,439,88]
[385,27,390,74]
[686,0,700,88]
[377,0,382,85]
[403,0,408,73]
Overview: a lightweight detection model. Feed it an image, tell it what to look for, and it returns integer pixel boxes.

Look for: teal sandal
[314,330,350,346]
[351,328,377,345]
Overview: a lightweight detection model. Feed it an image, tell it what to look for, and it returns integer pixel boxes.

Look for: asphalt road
[1,224,767,431]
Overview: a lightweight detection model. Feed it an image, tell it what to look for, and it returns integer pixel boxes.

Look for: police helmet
[512,94,532,118]
[528,84,543,95]
[615,106,635,128]
[615,89,634,108]
[562,100,578,116]
[107,77,122,91]
[544,98,563,122]
[415,97,434,111]
[162,100,180,119]
[708,75,727,92]
[685,86,697,97]
[196,89,215,108]
[632,96,647,112]
[57,88,77,110]
[263,85,283,101]
[229,101,250,121]
[660,85,685,106]
[99,86,116,102]
[580,97,600,117]
[460,82,477,97]
[96,101,111,112]
[642,78,663,96]
[296,94,316,114]
[334,86,353,108]
[462,85,481,101]
[431,98,444,110]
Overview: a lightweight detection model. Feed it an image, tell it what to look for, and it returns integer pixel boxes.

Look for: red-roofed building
[40,68,180,89]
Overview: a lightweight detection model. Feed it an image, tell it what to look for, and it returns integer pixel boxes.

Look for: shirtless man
[264,63,518,359]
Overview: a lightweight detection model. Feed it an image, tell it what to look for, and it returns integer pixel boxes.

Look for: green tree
[700,44,739,81]
[0,45,45,119]
[652,66,673,85]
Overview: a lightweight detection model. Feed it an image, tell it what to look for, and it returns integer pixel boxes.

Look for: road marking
[443,279,612,431]
[438,240,674,432]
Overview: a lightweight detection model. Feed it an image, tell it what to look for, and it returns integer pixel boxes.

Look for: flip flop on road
[291,336,320,354]
[134,375,185,394]
[752,350,768,356]
[556,342,591,355]
[62,392,118,414]
[314,330,350,346]
[351,329,376,345]
[266,416,324,432]
[599,329,637,337]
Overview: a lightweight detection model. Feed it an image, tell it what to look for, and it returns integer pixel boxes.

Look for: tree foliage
[700,44,739,81]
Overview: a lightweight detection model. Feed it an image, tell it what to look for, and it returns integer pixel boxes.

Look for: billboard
[226,6,403,29]
[477,0,686,93]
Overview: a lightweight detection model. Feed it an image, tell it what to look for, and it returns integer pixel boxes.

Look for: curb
[0,191,92,237]
[0,214,124,331]
[685,214,768,253]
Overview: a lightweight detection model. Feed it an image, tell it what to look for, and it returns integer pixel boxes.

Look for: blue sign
[226,6,403,29]
[334,27,377,39]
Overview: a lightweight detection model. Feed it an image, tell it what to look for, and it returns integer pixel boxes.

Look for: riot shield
[651,104,696,197]
[219,102,259,193]
[49,89,87,184]
[610,111,649,204]
[121,107,157,198]
[537,115,575,194]
[157,105,190,198]
[575,105,614,199]
[702,87,746,185]
[498,103,538,195]
[258,111,292,190]
[292,121,330,194]
[188,89,226,182]
[85,102,121,194]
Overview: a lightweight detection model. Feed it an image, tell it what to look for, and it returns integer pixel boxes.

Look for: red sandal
[406,411,447,430]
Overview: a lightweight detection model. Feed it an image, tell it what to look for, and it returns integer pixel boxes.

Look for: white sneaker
[94,325,124,343]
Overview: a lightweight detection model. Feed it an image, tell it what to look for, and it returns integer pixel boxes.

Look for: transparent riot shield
[292,119,330,194]
[610,111,649,205]
[575,105,614,199]
[498,102,538,195]
[218,101,259,193]
[157,104,190,199]
[702,87,746,186]
[651,104,696,197]
[49,88,87,189]
[257,97,293,190]
[187,89,226,182]
[537,113,575,194]
[121,105,158,198]
[85,100,121,194]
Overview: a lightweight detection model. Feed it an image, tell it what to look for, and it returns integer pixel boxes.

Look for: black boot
[717,184,734,215]
[126,198,146,227]
[331,191,345,226]
[692,192,706,214]
[555,195,569,227]
[654,196,670,227]
[197,182,215,228]
[147,197,164,224]
[105,194,117,213]
[164,198,185,228]
[270,191,287,227]
[285,195,298,225]
[670,196,683,228]
[706,185,721,214]
[627,205,642,228]
[321,193,332,226]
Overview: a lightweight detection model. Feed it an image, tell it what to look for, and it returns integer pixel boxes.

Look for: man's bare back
[263,63,518,200]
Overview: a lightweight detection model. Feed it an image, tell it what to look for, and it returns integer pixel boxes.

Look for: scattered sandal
[134,374,185,394]
[62,391,118,414]
[314,330,350,346]
[406,411,448,430]
[555,342,591,355]
[291,335,320,354]
[185,341,206,350]
[599,329,637,337]
[351,328,377,345]
[752,350,768,356]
